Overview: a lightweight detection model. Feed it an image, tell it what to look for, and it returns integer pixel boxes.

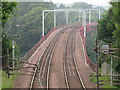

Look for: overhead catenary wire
[0,25,12,42]
[0,56,38,66]
[100,48,120,51]
[87,46,120,59]
[98,50,120,59]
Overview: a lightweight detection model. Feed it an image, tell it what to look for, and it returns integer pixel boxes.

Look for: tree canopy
[1,1,17,27]
[1,1,17,68]
[97,1,120,73]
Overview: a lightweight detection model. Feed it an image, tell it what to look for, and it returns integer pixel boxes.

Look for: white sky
[51,0,111,6]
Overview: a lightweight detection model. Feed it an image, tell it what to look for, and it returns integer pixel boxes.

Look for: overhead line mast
[42,9,100,37]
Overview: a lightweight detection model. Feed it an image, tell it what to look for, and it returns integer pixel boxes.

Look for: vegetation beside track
[90,73,118,88]
[0,70,18,88]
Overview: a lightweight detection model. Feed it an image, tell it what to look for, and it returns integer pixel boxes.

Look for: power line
[0,55,38,66]
[98,50,120,59]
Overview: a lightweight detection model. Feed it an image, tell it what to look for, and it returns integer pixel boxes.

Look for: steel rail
[30,26,69,89]
[63,29,71,89]
[30,36,56,89]
[72,33,86,89]
[40,33,61,78]
[71,28,85,89]
[64,27,86,89]
[47,33,62,89]
[37,28,67,88]
[32,34,59,87]
[63,29,74,88]
[29,30,59,89]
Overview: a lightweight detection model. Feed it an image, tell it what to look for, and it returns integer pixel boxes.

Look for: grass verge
[90,73,119,88]
[0,70,18,88]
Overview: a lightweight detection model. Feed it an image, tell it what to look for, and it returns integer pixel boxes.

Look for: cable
[0,56,38,66]
[0,25,12,42]
[98,50,120,59]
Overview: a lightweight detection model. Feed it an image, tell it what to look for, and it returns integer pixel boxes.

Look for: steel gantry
[42,9,101,37]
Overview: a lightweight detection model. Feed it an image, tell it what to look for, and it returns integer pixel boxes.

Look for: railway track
[63,27,86,89]
[29,24,85,89]
[29,26,70,89]
[13,23,97,89]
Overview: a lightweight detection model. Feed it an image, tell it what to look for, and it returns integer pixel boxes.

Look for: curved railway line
[63,27,86,89]
[30,26,71,89]
[29,25,86,89]
[13,23,97,89]
[29,25,85,89]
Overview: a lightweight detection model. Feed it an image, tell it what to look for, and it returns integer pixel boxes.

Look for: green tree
[97,8,116,43]
[71,2,92,9]
[110,1,120,72]
[59,4,67,9]
[1,1,17,68]
[97,1,120,73]
[1,1,17,27]
[5,2,57,56]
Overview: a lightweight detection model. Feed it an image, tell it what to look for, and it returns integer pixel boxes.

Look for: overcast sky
[51,0,111,6]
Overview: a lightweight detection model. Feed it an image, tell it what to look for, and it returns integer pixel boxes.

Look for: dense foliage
[1,1,17,68]
[4,2,57,57]
[3,2,104,57]
[1,1,17,27]
[98,1,120,73]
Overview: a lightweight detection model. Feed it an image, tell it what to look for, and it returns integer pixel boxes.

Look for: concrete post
[89,10,91,24]
[98,9,101,19]
[12,40,15,68]
[42,10,45,37]
[79,11,81,22]
[54,11,56,27]
[66,11,69,24]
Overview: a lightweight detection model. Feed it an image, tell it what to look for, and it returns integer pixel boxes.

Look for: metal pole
[111,57,113,86]
[98,9,101,19]
[12,21,15,68]
[42,10,45,37]
[7,48,10,78]
[82,10,84,26]
[12,40,15,68]
[7,48,9,67]
[66,11,69,24]
[84,10,86,37]
[83,10,87,65]
[79,11,81,22]
[54,11,56,27]
[89,10,91,24]
[96,39,99,90]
